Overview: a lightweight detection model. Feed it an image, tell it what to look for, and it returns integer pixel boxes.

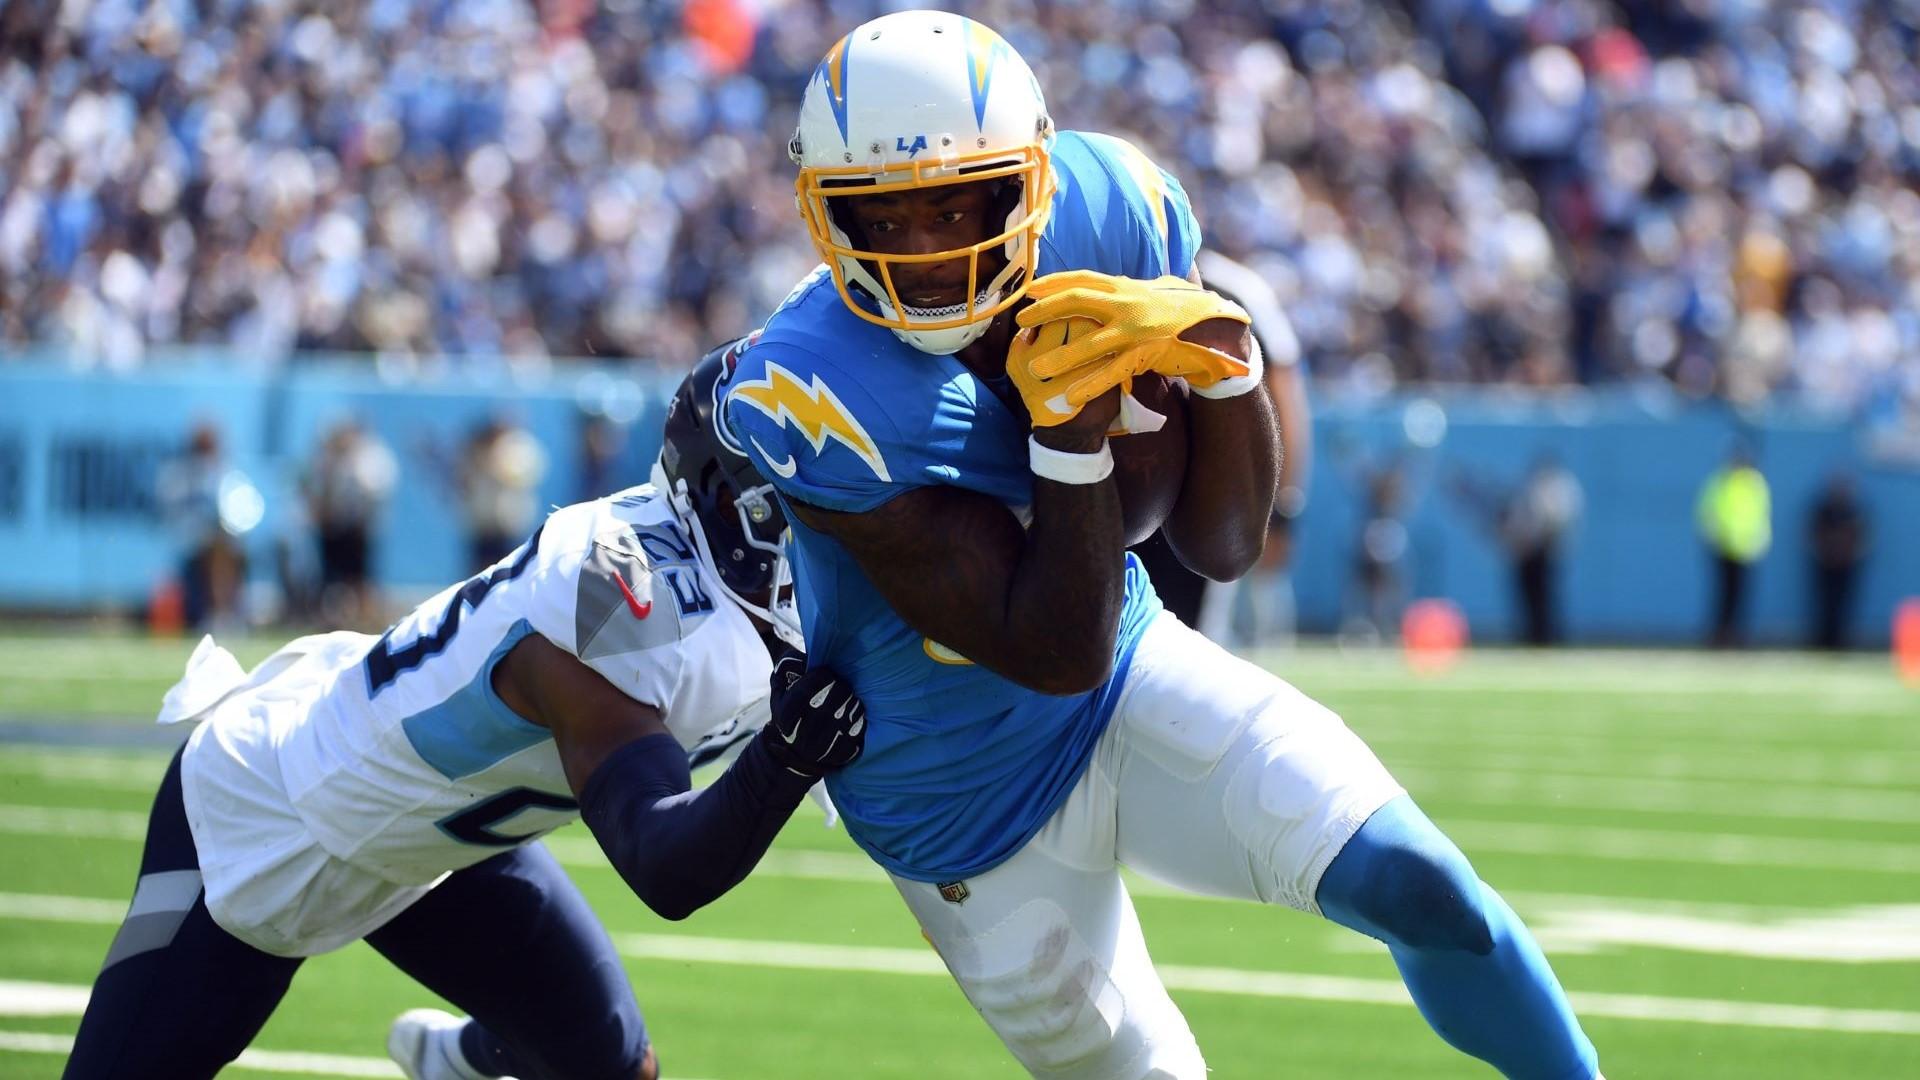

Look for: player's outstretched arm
[785,393,1129,697]
[493,634,864,920]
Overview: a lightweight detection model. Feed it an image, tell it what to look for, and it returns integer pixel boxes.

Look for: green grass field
[1,633,1916,1078]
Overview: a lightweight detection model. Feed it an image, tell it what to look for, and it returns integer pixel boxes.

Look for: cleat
[386,1008,503,1080]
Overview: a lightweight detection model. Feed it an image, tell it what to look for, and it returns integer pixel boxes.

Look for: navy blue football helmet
[655,336,800,647]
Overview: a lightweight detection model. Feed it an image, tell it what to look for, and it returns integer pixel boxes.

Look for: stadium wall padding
[0,358,669,612]
[0,361,1913,647]
[1296,394,1920,648]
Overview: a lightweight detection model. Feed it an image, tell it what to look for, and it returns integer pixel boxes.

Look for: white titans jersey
[172,484,774,955]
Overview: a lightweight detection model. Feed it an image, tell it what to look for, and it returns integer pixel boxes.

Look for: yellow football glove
[1014,271,1253,387]
[1007,316,1152,427]
[1109,332,1256,393]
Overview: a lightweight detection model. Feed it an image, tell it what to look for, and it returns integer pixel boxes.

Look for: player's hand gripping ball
[1009,317,1189,546]
[1107,369,1189,545]
[1008,316,1156,427]
[1018,271,1254,391]
[764,653,865,778]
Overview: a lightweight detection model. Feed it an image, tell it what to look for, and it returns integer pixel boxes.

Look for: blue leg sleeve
[1316,796,1599,1080]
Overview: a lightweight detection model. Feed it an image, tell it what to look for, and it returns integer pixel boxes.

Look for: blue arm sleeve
[577,731,813,921]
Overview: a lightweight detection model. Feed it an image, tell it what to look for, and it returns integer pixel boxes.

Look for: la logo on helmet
[894,135,928,158]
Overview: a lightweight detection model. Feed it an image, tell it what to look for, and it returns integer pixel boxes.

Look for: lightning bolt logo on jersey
[723,130,1199,882]
[729,363,890,482]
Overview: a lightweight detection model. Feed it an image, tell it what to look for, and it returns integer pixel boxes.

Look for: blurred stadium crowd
[1,0,1916,426]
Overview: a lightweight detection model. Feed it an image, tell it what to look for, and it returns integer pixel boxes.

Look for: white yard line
[0,892,127,924]
[0,981,89,1016]
[1366,747,1917,789]
[25,853,1920,963]
[7,888,1917,1039]
[612,932,1920,1036]
[8,798,1918,877]
[0,804,148,840]
[1444,819,1920,874]
[0,1028,405,1077]
[0,1026,722,1080]
[1391,766,1920,825]
[1360,727,1920,772]
[0,754,169,791]
[12,744,1920,827]
[0,873,1893,931]
[1354,700,1914,738]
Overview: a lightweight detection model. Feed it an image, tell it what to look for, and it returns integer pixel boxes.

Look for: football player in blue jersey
[723,11,1602,1079]
[63,350,865,1080]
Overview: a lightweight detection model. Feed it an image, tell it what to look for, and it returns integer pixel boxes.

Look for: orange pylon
[1894,598,1920,686]
[1402,598,1468,675]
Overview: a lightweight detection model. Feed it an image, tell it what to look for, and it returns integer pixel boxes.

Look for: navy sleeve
[577,731,813,921]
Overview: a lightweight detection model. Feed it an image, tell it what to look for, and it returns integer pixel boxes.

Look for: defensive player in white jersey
[64,348,866,1080]
[724,12,1602,1079]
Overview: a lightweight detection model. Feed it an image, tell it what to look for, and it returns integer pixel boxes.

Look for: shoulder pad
[574,525,700,661]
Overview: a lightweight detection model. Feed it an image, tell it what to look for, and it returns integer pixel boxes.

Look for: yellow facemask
[795,141,1056,340]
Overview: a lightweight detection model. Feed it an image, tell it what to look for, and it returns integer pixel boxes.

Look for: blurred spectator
[1341,452,1414,641]
[575,412,626,503]
[457,416,547,572]
[1202,508,1301,650]
[156,422,249,631]
[0,0,1907,429]
[1806,471,1869,650]
[304,419,397,627]
[1453,453,1584,645]
[1697,442,1772,647]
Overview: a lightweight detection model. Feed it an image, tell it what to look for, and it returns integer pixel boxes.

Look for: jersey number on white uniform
[436,787,579,847]
[365,531,542,697]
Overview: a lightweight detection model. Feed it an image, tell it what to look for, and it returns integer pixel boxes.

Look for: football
[1018,315,1191,545]
[1110,371,1190,545]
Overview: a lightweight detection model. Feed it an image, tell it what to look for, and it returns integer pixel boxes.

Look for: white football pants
[890,611,1404,1079]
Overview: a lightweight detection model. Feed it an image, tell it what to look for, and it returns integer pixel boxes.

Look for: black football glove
[763,653,865,778]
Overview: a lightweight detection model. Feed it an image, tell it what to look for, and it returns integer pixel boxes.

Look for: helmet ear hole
[823,194,868,250]
[991,177,1023,222]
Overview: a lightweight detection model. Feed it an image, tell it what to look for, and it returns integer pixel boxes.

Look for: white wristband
[1190,334,1266,400]
[1029,435,1114,485]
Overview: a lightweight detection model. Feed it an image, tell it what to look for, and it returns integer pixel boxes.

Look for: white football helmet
[790,10,1056,355]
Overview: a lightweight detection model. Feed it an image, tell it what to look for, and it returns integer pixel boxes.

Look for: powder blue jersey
[723,130,1200,881]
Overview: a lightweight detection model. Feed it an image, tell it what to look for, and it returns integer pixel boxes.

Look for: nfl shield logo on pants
[937,880,970,905]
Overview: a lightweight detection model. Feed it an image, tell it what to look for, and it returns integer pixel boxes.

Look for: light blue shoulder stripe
[400,620,547,780]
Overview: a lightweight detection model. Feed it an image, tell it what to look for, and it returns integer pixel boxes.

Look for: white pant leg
[891,739,1205,1080]
[1194,578,1235,645]
[1110,611,1404,912]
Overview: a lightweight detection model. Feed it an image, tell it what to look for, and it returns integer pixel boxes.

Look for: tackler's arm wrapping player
[64,350,864,1080]
[723,12,1604,1080]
